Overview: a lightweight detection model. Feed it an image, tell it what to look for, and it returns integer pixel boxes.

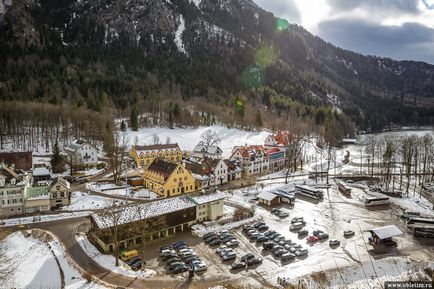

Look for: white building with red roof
[229,145,268,177]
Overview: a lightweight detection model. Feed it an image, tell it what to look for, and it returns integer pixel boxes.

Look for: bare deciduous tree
[200,129,220,146]
[108,129,127,186]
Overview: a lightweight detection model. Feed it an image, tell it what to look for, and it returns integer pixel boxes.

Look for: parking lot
[141,185,434,288]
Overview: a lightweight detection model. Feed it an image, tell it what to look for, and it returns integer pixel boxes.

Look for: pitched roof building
[130,143,182,168]
[0,151,33,171]
[192,144,223,159]
[264,131,294,147]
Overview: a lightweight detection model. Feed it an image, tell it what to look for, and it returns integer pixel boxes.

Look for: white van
[289,222,304,231]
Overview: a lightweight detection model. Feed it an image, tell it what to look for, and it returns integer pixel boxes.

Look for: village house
[32,166,51,186]
[265,148,286,172]
[202,157,228,185]
[192,143,223,160]
[229,145,269,177]
[143,159,195,197]
[64,140,99,168]
[0,164,28,217]
[264,130,293,150]
[184,160,216,191]
[90,192,226,253]
[24,186,50,214]
[130,144,182,169]
[224,159,242,181]
[48,177,71,209]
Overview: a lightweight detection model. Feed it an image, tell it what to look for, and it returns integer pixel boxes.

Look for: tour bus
[412,225,434,238]
[295,185,324,199]
[406,217,434,227]
[363,196,390,206]
[336,179,351,196]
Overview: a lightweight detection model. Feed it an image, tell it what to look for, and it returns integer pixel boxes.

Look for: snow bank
[62,191,123,211]
[76,233,156,279]
[1,211,91,227]
[0,231,106,289]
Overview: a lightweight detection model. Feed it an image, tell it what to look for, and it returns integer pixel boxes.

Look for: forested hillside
[1,0,434,149]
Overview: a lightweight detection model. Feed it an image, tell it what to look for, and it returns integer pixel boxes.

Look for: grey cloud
[317,18,434,63]
[327,0,421,15]
[253,0,301,24]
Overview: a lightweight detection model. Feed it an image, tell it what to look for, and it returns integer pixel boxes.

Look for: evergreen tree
[120,120,126,131]
[50,141,64,173]
[130,106,139,131]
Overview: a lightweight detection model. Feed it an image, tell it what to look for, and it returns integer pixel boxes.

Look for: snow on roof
[190,191,226,205]
[193,144,222,155]
[370,225,403,240]
[257,191,279,201]
[92,192,226,230]
[33,167,50,176]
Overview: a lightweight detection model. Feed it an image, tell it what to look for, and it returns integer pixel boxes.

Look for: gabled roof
[265,148,282,155]
[257,191,279,201]
[370,225,403,240]
[193,144,222,155]
[233,145,265,158]
[33,166,51,177]
[146,159,179,181]
[48,177,70,190]
[185,161,213,176]
[65,140,96,153]
[266,131,294,147]
[202,157,224,170]
[0,166,20,181]
[134,143,180,153]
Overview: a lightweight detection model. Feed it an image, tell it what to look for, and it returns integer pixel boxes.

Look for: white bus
[406,217,434,227]
[363,196,390,206]
[295,185,324,199]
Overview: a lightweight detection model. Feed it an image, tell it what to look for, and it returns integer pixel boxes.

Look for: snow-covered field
[0,231,107,289]
[62,192,125,211]
[76,233,156,279]
[124,125,270,158]
[87,182,159,199]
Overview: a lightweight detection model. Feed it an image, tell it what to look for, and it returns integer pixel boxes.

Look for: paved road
[28,217,227,289]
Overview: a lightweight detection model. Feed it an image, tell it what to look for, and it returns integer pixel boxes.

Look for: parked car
[281,252,295,262]
[241,253,255,262]
[291,217,304,224]
[263,241,275,250]
[170,265,190,274]
[160,245,172,252]
[318,232,329,240]
[313,229,324,236]
[306,235,319,243]
[257,224,269,231]
[254,222,266,228]
[294,249,308,257]
[343,230,355,237]
[172,241,186,249]
[219,248,234,257]
[216,245,228,254]
[222,252,236,261]
[127,256,142,266]
[247,230,258,237]
[168,261,185,270]
[130,259,143,271]
[205,235,219,243]
[271,208,281,215]
[226,239,240,247]
[272,246,285,257]
[298,229,309,237]
[230,263,246,271]
[290,222,305,231]
[329,239,340,247]
[162,253,179,261]
[278,212,289,218]
[203,232,217,239]
[165,257,181,264]
[246,257,262,266]
[210,239,222,246]
[191,260,207,272]
[265,230,276,237]
[256,236,269,243]
[243,225,254,232]
[249,232,260,240]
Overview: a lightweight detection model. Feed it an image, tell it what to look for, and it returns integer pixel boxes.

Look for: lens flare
[276,18,289,31]
[255,44,277,68]
[242,65,264,89]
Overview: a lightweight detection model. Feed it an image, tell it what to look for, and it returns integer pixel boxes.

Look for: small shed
[258,191,281,206]
[368,225,403,246]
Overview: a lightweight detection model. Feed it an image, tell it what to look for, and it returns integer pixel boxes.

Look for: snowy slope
[125,125,270,158]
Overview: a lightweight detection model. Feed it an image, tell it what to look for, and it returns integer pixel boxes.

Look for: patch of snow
[174,14,187,55]
[1,211,91,227]
[76,233,156,279]
[189,0,202,8]
[61,191,124,211]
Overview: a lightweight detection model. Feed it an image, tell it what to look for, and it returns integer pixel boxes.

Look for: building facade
[24,186,50,213]
[266,148,286,172]
[0,165,27,217]
[229,145,269,177]
[203,157,228,185]
[224,160,242,181]
[192,144,223,160]
[48,178,71,209]
[143,159,195,197]
[64,140,98,167]
[90,192,226,252]
[130,144,182,169]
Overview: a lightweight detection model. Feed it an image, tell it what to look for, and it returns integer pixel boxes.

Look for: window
[184,177,187,180]
[61,192,65,198]
[174,178,177,182]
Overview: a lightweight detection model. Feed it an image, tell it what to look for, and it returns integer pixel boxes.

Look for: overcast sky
[253,0,434,64]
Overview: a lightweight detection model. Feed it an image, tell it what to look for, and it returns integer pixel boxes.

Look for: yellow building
[130,144,182,168]
[143,159,195,197]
